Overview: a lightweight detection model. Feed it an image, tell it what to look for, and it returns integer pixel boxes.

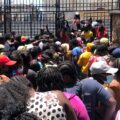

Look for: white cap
[55,41,61,46]
[92,21,98,28]
[90,61,118,75]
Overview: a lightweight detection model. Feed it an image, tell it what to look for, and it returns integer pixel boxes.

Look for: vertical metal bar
[23,0,25,35]
[110,14,113,42]
[55,0,60,36]
[9,0,11,33]
[76,0,77,11]
[20,2,22,35]
[4,0,7,34]
[33,4,35,37]
[83,0,84,11]
[119,0,120,10]
[111,0,113,10]
[30,5,33,38]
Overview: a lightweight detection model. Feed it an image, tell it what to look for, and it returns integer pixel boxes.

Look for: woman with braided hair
[36,66,89,120]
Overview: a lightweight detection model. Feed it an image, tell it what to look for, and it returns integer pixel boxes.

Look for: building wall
[111,11,120,44]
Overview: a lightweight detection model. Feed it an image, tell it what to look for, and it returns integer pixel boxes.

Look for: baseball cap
[90,61,118,75]
[100,38,109,45]
[55,41,61,46]
[92,21,98,28]
[0,55,16,66]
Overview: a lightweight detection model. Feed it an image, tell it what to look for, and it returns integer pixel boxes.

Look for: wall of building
[110,11,120,44]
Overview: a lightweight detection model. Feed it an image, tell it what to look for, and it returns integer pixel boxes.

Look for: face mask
[106,75,113,83]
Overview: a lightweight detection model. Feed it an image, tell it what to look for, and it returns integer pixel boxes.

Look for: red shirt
[96,26,108,39]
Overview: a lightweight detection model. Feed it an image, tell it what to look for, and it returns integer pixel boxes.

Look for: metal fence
[0,0,120,37]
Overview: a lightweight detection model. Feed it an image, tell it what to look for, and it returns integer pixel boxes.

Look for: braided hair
[58,61,77,84]
[37,67,64,92]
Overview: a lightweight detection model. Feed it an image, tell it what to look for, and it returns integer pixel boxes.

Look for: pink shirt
[64,92,90,120]
[115,110,120,120]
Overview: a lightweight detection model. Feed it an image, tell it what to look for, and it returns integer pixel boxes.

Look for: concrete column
[110,10,120,45]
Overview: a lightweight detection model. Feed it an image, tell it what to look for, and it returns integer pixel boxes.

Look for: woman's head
[30,60,41,72]
[95,45,108,56]
[58,61,77,84]
[37,67,64,92]
[10,50,23,67]
[30,46,39,59]
[21,51,32,66]
[0,76,37,120]
[5,76,32,103]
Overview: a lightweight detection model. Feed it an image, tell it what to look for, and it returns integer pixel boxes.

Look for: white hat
[92,21,98,28]
[90,61,118,75]
[17,46,27,52]
[55,41,61,46]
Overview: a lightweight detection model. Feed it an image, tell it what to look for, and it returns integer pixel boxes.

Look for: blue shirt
[72,47,83,56]
[64,77,112,120]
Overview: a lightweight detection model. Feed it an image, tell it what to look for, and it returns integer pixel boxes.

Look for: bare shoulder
[51,90,69,105]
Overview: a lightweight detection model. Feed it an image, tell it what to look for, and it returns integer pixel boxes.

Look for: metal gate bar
[0,0,120,37]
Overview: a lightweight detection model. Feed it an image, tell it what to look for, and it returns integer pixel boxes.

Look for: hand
[0,75,10,85]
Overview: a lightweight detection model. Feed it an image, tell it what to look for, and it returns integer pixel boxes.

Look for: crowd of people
[0,13,120,120]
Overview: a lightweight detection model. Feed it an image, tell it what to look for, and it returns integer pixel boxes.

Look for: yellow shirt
[81,31,93,40]
[77,51,92,74]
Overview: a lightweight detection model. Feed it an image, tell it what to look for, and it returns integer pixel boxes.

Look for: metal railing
[0,0,120,37]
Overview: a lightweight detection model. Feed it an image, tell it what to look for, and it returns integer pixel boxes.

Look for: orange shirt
[109,80,120,101]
